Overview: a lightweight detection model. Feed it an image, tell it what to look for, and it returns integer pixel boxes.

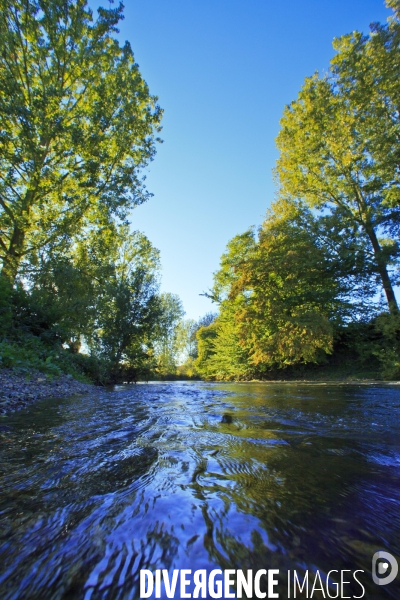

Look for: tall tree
[153,293,185,376]
[331,0,400,210]
[198,199,376,378]
[0,0,162,282]
[195,303,251,380]
[230,202,344,367]
[89,228,161,380]
[275,0,400,313]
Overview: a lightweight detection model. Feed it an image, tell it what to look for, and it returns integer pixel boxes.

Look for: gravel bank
[0,369,95,415]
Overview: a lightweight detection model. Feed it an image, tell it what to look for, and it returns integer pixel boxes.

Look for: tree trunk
[0,226,25,285]
[366,225,398,313]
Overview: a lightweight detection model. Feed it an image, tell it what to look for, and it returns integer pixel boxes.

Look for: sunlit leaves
[0,0,162,280]
[275,0,400,312]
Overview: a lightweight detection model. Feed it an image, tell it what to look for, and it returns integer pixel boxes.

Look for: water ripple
[0,382,399,598]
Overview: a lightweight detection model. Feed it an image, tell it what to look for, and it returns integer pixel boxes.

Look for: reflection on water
[0,382,399,599]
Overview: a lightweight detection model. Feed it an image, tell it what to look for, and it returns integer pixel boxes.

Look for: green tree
[153,293,185,377]
[199,199,375,377]
[89,229,161,381]
[195,322,218,379]
[275,0,400,313]
[195,303,250,380]
[0,0,162,283]
[176,313,217,361]
[331,0,400,210]
[176,313,218,378]
[176,319,199,361]
[226,202,342,368]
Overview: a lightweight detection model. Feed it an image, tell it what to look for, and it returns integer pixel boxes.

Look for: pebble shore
[0,369,94,415]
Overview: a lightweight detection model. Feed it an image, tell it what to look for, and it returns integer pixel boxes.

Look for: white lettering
[181,569,191,598]
[162,570,179,598]
[155,569,161,598]
[209,569,223,599]
[353,570,365,599]
[326,570,339,598]
[268,569,279,598]
[237,569,253,598]
[193,570,207,598]
[140,570,153,599]
[341,570,351,598]
[310,571,325,598]
[294,571,308,598]
[254,569,267,599]
[224,570,236,598]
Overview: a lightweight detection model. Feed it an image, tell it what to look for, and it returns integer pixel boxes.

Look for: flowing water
[0,382,399,599]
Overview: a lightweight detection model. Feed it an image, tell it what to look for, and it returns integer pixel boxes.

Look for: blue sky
[102,0,390,320]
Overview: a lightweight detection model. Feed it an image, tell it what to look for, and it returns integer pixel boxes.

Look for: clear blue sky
[101,0,390,320]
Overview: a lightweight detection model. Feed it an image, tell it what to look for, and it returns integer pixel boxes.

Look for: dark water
[0,382,399,599]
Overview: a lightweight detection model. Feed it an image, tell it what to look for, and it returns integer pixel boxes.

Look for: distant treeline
[194,1,400,381]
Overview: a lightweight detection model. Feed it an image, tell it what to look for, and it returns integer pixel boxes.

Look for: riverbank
[199,361,385,383]
[0,368,94,416]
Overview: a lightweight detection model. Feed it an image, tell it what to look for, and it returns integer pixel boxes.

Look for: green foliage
[0,1,175,383]
[87,229,161,379]
[2,1,400,385]
[189,0,399,382]
[197,3,400,380]
[275,1,400,313]
[0,0,162,282]
[330,1,400,210]
[197,194,398,380]
[195,323,218,379]
[153,293,185,377]
[176,357,198,379]
[372,313,400,379]
[0,276,12,337]
[176,319,199,360]
[199,201,353,378]
[234,200,378,367]
[175,313,217,379]
[0,335,113,383]
[0,222,186,383]
[195,305,251,380]
[0,339,61,376]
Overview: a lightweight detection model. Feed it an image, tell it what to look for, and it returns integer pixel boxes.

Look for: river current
[0,382,399,599]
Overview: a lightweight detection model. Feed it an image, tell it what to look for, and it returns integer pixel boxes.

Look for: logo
[372,551,398,586]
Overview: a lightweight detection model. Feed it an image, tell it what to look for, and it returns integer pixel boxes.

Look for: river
[0,382,399,599]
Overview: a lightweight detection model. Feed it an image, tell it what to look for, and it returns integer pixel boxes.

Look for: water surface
[0,382,399,599]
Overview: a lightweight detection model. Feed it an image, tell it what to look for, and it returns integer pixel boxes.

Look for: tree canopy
[2,0,400,383]
[196,1,400,380]
[0,0,162,282]
[275,0,400,313]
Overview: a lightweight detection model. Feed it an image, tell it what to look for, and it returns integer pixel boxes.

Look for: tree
[195,304,251,380]
[0,0,162,283]
[176,319,198,360]
[230,202,342,367]
[19,220,132,351]
[195,322,218,379]
[89,228,161,380]
[176,312,218,362]
[275,0,400,313]
[153,293,185,377]
[198,199,376,377]
[331,0,400,210]
[176,313,218,378]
